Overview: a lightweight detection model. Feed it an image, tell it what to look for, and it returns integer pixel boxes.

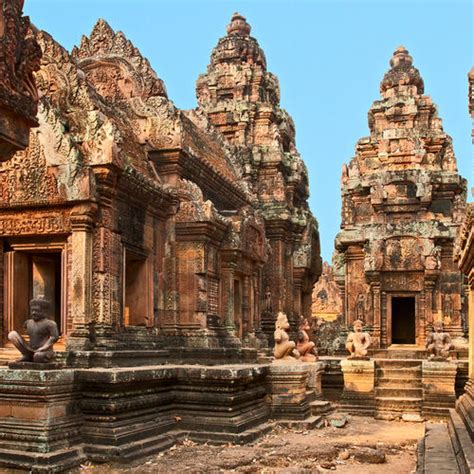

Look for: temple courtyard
[71,417,423,474]
[0,1,472,473]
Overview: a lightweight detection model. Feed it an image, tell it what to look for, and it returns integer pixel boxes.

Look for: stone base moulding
[0,368,85,473]
[422,360,457,419]
[0,362,336,471]
[340,359,375,415]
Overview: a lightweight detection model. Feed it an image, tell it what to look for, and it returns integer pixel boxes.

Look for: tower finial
[226,12,251,36]
[390,46,413,67]
[380,45,424,97]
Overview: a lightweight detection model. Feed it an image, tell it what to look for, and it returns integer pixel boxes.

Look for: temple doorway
[4,247,64,338]
[123,250,152,327]
[391,296,416,344]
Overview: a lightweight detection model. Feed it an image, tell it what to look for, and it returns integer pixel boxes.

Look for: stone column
[222,263,236,331]
[422,274,437,346]
[67,204,97,350]
[372,283,381,347]
[292,269,304,318]
[242,275,251,334]
[381,291,388,347]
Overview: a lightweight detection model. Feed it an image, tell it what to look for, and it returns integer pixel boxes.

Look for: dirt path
[76,415,425,474]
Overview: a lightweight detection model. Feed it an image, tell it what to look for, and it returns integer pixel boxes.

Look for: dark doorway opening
[391,296,416,344]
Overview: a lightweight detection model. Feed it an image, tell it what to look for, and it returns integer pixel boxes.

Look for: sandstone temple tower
[335,47,467,348]
[196,13,321,331]
[0,13,320,356]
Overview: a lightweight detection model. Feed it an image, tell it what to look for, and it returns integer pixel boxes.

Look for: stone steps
[416,423,459,474]
[276,415,324,430]
[377,377,422,388]
[375,387,423,399]
[448,408,474,474]
[376,396,422,409]
[375,359,423,418]
[376,367,422,378]
[371,348,427,360]
[310,400,333,416]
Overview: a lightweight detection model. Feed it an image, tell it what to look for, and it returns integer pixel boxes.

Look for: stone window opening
[123,249,152,327]
[4,244,66,343]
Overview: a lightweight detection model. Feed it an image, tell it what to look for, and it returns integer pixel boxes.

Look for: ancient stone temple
[0,13,324,470]
[0,0,40,159]
[0,14,320,360]
[334,47,467,348]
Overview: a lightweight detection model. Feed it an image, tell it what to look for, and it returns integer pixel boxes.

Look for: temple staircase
[375,358,423,419]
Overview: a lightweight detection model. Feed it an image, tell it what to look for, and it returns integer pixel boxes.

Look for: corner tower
[334,47,467,348]
[197,13,322,333]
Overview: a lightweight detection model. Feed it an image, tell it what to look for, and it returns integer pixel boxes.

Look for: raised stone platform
[0,361,330,471]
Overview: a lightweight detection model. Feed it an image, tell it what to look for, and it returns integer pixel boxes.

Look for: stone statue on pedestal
[274,312,300,360]
[8,297,59,363]
[346,319,371,359]
[426,320,453,360]
[296,317,318,362]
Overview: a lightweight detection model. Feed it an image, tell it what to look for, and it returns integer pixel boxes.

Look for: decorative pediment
[383,236,424,271]
[0,0,41,111]
[72,19,167,103]
[0,0,41,158]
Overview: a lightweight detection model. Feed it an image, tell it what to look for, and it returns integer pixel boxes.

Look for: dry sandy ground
[74,415,425,474]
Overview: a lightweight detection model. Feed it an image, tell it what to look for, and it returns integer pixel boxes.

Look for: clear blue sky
[25,0,473,263]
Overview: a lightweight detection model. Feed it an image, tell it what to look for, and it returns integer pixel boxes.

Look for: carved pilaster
[381,291,387,347]
[367,273,381,347]
[66,204,97,350]
[221,261,237,330]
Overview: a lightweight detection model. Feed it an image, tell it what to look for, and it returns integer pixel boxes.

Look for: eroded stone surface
[0,0,41,159]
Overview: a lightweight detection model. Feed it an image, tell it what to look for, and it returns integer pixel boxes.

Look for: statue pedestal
[0,367,85,471]
[303,361,326,400]
[422,360,457,419]
[340,359,375,415]
[267,362,312,422]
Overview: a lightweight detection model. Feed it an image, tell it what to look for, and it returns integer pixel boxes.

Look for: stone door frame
[3,240,68,343]
[386,291,420,347]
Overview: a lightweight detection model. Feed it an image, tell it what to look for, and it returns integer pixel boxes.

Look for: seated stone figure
[8,297,59,363]
[346,319,371,359]
[426,320,453,360]
[274,312,300,360]
[296,317,318,362]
